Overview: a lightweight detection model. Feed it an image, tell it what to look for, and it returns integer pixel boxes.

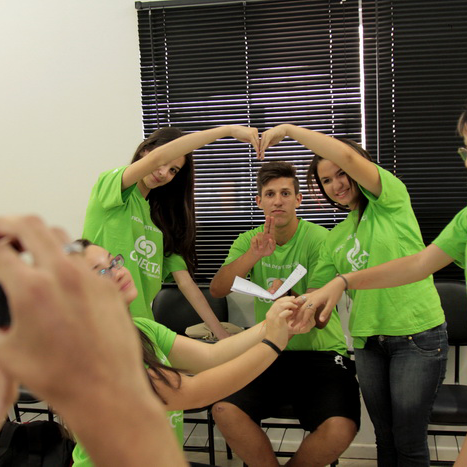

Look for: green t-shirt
[433,206,467,282]
[224,219,348,354]
[72,318,182,467]
[83,166,164,320]
[163,253,187,283]
[310,165,444,348]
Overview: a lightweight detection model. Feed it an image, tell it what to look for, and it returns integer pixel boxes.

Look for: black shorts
[221,350,361,432]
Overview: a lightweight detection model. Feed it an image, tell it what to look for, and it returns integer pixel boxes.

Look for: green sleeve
[433,207,467,269]
[308,239,338,289]
[133,318,177,357]
[222,229,258,267]
[162,253,187,282]
[92,166,134,210]
[359,165,409,210]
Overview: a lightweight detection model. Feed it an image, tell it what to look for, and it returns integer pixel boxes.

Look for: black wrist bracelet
[262,339,282,356]
[336,274,349,291]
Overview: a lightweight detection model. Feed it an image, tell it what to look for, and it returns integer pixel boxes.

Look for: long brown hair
[131,127,197,276]
[306,137,373,223]
[75,239,181,403]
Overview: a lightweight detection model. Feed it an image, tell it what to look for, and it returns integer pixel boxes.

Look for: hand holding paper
[230,264,307,300]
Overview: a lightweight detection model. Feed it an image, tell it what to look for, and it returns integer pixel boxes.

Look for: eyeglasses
[458,147,467,161]
[98,254,125,276]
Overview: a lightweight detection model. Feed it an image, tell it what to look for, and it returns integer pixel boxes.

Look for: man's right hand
[250,216,276,258]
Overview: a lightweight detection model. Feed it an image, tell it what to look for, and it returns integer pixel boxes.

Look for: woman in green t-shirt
[84,126,261,338]
[259,124,448,467]
[72,240,302,467]
[290,109,467,467]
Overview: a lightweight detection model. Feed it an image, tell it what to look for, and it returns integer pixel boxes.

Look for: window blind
[136,0,361,282]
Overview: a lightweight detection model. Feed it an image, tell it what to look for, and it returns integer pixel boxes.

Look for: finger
[269,216,275,235]
[0,216,64,269]
[278,309,293,319]
[264,216,272,235]
[250,129,261,160]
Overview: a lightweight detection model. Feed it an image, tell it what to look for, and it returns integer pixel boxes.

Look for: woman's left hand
[229,126,261,159]
[260,125,289,155]
[292,279,346,331]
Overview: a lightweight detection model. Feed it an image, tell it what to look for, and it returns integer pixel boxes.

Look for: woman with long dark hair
[72,240,301,467]
[83,126,260,338]
[259,124,448,467]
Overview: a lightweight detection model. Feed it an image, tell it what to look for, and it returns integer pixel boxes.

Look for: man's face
[256,177,302,228]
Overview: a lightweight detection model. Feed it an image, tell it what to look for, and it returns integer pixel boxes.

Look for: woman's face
[140,152,186,192]
[83,245,138,306]
[316,159,359,210]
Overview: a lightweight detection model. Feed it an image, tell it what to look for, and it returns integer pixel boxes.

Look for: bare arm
[159,297,296,410]
[172,269,230,340]
[296,244,454,328]
[168,296,295,373]
[261,124,382,198]
[122,125,261,190]
[210,216,276,297]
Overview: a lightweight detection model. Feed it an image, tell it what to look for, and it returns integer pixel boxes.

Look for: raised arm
[159,297,296,410]
[210,216,276,297]
[297,244,454,328]
[122,125,261,190]
[172,270,230,340]
[261,124,381,198]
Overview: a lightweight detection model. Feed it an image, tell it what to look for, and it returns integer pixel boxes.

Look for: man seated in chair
[210,161,360,467]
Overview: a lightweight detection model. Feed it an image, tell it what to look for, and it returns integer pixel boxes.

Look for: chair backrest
[434,280,467,345]
[152,285,228,335]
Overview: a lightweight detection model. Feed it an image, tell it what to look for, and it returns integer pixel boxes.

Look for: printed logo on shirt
[168,411,183,429]
[134,235,157,258]
[346,237,369,271]
[129,235,161,278]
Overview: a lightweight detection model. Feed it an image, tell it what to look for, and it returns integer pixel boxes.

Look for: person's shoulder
[297,219,329,242]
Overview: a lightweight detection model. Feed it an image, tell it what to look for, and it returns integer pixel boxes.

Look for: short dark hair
[257,161,300,196]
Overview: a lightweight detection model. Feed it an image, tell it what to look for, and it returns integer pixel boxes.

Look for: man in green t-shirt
[210,162,360,467]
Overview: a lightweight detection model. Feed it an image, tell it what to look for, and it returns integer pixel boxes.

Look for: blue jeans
[354,322,448,467]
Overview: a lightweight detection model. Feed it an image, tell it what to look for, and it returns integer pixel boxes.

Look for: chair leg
[207,410,215,466]
[225,442,233,460]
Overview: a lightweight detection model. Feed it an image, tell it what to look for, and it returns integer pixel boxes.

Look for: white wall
[0,0,146,238]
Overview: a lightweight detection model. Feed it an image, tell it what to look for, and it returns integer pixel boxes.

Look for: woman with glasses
[294,109,467,467]
[72,239,305,467]
[258,122,449,467]
[83,126,261,339]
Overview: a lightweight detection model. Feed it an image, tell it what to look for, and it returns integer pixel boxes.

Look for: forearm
[344,246,452,290]
[163,342,280,411]
[173,270,229,340]
[210,250,260,297]
[149,126,233,167]
[283,124,357,166]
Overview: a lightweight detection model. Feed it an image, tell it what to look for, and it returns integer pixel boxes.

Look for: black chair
[428,280,467,466]
[12,387,54,423]
[152,284,228,337]
[152,285,229,466]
